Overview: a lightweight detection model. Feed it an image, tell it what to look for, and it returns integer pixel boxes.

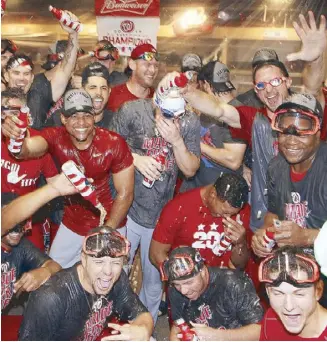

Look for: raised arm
[50,11,80,102]
[200,142,246,171]
[106,164,134,229]
[287,11,327,104]
[156,72,241,128]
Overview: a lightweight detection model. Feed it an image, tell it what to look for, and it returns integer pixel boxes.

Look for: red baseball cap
[131,43,157,60]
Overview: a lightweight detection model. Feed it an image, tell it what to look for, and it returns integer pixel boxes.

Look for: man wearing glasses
[108,43,159,112]
[252,93,327,308]
[19,227,153,341]
[158,11,326,233]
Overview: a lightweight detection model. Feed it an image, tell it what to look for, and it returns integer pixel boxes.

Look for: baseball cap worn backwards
[62,89,94,117]
[199,61,235,93]
[181,53,202,73]
[252,48,279,68]
[82,62,110,84]
[160,246,204,282]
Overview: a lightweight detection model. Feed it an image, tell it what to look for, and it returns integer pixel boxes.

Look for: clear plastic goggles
[272,109,321,136]
[83,227,130,258]
[160,254,201,282]
[94,46,119,61]
[259,252,319,287]
[255,77,285,91]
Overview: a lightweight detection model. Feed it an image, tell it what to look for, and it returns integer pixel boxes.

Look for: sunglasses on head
[255,77,285,91]
[136,51,159,62]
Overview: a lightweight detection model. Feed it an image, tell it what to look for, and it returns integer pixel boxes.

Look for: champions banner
[95,0,160,56]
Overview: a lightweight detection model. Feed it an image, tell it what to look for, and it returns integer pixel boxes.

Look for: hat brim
[212,81,235,93]
[62,105,94,117]
[276,102,322,120]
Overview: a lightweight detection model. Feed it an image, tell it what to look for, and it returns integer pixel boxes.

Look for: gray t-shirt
[110,99,201,228]
[235,89,264,109]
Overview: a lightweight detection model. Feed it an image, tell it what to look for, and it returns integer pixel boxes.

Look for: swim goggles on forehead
[254,77,285,91]
[259,252,319,288]
[83,227,130,258]
[94,45,119,61]
[160,252,203,282]
[136,51,159,62]
[271,109,321,136]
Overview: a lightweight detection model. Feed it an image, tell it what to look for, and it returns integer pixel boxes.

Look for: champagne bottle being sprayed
[61,160,107,225]
[49,5,83,33]
[7,106,29,156]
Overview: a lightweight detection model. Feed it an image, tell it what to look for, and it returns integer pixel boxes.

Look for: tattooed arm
[50,11,80,102]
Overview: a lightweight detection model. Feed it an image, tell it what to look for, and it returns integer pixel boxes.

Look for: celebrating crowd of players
[1,6,327,341]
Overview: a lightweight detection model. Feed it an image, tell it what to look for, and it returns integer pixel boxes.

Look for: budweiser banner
[95,0,160,17]
[96,16,160,56]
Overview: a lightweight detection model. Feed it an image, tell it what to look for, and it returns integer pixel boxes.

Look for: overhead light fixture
[173,7,212,36]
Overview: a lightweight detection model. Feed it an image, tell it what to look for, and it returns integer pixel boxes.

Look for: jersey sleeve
[19,287,62,340]
[152,197,181,245]
[227,271,264,325]
[229,106,257,146]
[112,271,148,321]
[182,112,201,157]
[110,134,133,174]
[20,239,50,272]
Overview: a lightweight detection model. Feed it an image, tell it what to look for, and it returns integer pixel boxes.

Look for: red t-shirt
[260,307,327,341]
[39,126,133,235]
[321,87,327,141]
[229,106,268,148]
[152,187,251,268]
[1,129,58,195]
[107,83,154,112]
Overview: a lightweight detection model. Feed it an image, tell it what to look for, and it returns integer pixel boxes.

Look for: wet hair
[81,62,110,87]
[253,60,289,83]
[5,53,34,72]
[214,173,249,208]
[1,87,27,103]
[266,246,319,287]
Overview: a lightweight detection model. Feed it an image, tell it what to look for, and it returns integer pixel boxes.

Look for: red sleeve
[41,153,58,178]
[152,197,181,245]
[110,134,133,174]
[229,106,258,147]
